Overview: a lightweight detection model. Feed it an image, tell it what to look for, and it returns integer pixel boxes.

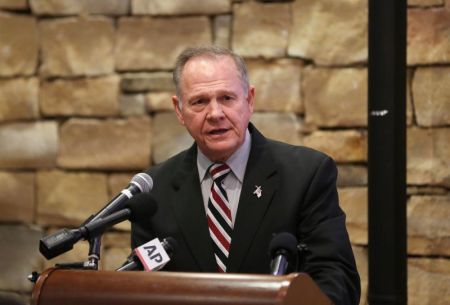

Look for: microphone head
[126,193,158,222]
[162,237,178,256]
[269,232,298,259]
[131,172,153,193]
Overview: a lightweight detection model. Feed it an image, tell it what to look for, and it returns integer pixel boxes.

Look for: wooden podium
[31,268,333,305]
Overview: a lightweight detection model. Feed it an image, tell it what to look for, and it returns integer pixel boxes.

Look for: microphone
[86,172,153,225]
[39,191,157,260]
[117,237,177,271]
[269,232,298,275]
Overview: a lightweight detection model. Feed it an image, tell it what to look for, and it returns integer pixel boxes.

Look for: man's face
[172,55,254,162]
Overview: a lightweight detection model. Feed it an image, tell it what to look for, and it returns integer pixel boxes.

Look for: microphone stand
[54,237,100,270]
[52,209,131,270]
[86,236,102,270]
[29,208,132,283]
[58,219,102,270]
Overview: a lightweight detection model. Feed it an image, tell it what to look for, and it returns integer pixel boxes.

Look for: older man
[131,46,360,305]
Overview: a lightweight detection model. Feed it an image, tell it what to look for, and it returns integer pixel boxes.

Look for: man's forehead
[184,54,235,71]
[180,56,240,85]
[177,54,245,99]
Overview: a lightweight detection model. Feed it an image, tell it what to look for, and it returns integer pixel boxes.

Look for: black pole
[368,0,407,305]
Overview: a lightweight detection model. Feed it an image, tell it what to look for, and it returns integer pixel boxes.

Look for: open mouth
[209,128,229,135]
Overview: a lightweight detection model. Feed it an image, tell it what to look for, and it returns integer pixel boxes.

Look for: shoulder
[145,144,196,182]
[249,123,332,167]
[266,138,335,169]
[249,123,336,177]
[261,139,338,187]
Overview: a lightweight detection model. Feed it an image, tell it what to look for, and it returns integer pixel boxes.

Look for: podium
[31,268,333,305]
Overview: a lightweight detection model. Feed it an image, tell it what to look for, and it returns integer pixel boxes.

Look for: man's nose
[207,99,224,119]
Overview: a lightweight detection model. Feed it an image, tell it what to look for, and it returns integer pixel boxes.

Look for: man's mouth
[209,128,229,135]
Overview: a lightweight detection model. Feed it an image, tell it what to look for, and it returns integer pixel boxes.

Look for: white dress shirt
[197,129,252,227]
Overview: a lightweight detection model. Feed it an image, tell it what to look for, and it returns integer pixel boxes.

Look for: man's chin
[202,142,237,162]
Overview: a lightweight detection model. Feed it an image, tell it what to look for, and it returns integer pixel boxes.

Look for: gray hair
[173,45,249,106]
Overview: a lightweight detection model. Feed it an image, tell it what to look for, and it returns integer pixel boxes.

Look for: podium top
[32,268,332,305]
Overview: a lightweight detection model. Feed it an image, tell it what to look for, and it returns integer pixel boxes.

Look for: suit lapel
[227,125,278,272]
[170,145,217,272]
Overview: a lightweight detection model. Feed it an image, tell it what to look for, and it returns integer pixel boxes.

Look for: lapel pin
[253,185,262,198]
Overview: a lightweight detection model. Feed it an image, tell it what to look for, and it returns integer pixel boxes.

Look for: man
[131,46,360,305]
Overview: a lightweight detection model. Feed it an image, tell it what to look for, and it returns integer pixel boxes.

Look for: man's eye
[221,95,234,102]
[192,99,205,105]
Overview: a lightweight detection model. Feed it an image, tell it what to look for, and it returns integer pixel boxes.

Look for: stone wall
[0,1,448,304]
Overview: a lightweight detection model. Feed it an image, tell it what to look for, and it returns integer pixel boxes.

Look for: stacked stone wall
[0,1,448,304]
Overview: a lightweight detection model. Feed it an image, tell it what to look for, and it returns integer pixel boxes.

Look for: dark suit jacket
[131,124,360,305]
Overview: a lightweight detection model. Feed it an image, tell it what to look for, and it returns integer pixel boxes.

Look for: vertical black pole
[368,0,407,305]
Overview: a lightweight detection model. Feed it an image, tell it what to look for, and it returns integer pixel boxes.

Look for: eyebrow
[188,90,238,101]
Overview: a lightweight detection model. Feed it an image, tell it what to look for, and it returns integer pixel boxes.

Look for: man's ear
[172,95,185,125]
[247,85,255,114]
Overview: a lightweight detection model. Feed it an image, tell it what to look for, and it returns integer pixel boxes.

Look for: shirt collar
[197,128,252,183]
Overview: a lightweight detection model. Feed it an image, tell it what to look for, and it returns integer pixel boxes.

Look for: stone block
[303,130,367,163]
[0,121,58,169]
[30,0,129,15]
[120,94,147,117]
[250,112,302,146]
[288,0,367,65]
[352,246,368,305]
[31,0,84,15]
[247,59,303,113]
[0,0,28,9]
[121,72,175,93]
[214,15,231,48]
[83,0,130,15]
[101,232,130,270]
[303,68,367,127]
[102,247,130,270]
[0,225,42,292]
[58,117,152,170]
[408,8,450,65]
[412,67,450,126]
[406,69,415,126]
[0,13,38,76]
[0,77,39,122]
[0,292,29,305]
[146,92,174,112]
[0,172,34,223]
[408,258,450,305]
[37,170,109,226]
[132,0,231,15]
[408,0,444,5]
[116,17,211,71]
[336,165,367,187]
[39,17,114,77]
[232,2,291,58]
[407,195,450,256]
[152,113,193,164]
[338,187,368,245]
[40,76,120,117]
[103,231,131,249]
[407,127,449,187]
[407,185,447,196]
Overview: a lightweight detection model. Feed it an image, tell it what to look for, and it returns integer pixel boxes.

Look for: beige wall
[0,1,449,304]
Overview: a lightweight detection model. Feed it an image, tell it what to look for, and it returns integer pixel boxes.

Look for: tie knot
[209,163,230,182]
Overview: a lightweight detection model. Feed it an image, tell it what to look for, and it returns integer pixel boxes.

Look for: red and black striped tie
[207,163,232,272]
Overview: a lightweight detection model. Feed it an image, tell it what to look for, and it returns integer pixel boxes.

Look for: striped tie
[207,163,232,272]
